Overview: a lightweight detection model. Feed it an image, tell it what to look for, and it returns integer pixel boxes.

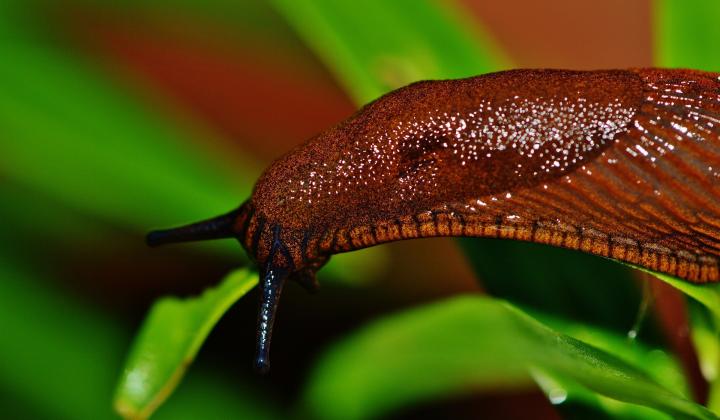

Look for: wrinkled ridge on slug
[148,68,720,371]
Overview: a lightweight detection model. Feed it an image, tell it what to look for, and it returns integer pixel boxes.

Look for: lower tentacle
[255,264,288,373]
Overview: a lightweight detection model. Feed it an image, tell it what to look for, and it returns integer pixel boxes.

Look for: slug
[147,68,720,372]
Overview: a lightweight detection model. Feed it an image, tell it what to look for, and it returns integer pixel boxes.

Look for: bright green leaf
[304,296,711,420]
[269,0,507,104]
[114,269,258,419]
[654,0,720,71]
[508,305,706,418]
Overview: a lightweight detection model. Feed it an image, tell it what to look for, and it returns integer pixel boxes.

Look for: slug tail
[255,264,288,374]
[146,207,243,247]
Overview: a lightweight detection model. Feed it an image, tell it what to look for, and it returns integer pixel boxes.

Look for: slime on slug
[147,68,720,372]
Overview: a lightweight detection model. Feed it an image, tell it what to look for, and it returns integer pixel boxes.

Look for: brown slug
[147,68,720,372]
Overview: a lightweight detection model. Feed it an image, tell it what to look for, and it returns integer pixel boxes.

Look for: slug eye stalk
[255,265,287,373]
[145,208,241,247]
[254,224,295,373]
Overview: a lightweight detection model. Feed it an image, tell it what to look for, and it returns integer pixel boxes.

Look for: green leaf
[114,269,258,419]
[269,0,507,104]
[0,45,254,231]
[654,0,720,70]
[304,296,710,420]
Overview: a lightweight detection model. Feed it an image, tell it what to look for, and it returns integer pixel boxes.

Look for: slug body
[148,68,720,371]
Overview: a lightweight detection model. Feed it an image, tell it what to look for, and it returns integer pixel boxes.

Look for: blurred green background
[2,0,720,419]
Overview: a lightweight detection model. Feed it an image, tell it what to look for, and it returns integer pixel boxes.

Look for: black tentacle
[254,224,292,373]
[146,207,242,246]
[255,263,287,373]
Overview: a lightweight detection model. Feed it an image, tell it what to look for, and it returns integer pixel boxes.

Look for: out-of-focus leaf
[304,296,532,420]
[0,46,253,230]
[269,0,507,104]
[0,183,102,250]
[654,0,720,70]
[114,268,257,419]
[304,296,709,420]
